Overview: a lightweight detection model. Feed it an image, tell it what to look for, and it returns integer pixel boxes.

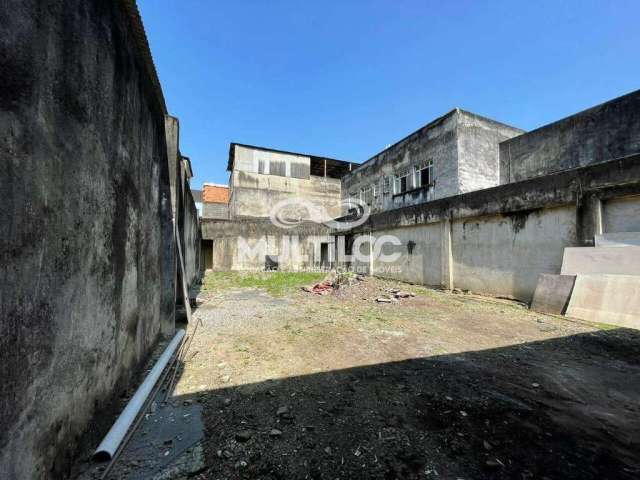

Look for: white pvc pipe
[94,329,186,461]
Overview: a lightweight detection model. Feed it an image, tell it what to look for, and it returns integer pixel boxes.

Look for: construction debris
[302,272,366,295]
[302,281,334,295]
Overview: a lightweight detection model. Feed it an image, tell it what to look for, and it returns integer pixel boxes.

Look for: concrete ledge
[530,274,576,315]
[595,232,640,247]
[560,246,640,275]
[351,155,640,233]
[566,274,640,329]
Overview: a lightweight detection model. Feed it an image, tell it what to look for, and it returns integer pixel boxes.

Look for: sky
[138,0,640,187]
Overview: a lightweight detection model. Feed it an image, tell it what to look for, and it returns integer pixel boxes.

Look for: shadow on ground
[174,328,640,479]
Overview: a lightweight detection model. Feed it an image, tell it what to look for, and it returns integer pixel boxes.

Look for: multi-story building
[341,109,523,214]
[227,143,356,220]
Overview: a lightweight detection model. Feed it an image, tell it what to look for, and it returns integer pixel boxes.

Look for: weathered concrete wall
[451,207,576,301]
[230,169,342,220]
[202,201,230,219]
[202,219,335,271]
[457,111,524,193]
[602,195,640,233]
[499,90,640,184]
[371,223,443,286]
[347,155,640,302]
[342,111,459,213]
[341,110,522,214]
[182,186,201,288]
[0,1,195,477]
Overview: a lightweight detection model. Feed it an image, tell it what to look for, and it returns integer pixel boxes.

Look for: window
[383,177,391,194]
[414,160,433,188]
[257,157,269,175]
[394,172,409,194]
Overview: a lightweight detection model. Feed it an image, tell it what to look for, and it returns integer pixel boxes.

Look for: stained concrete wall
[371,223,443,286]
[229,168,342,220]
[451,207,576,301]
[341,110,522,214]
[202,202,230,219]
[348,155,640,302]
[457,111,525,193]
[602,195,640,233]
[499,90,640,184]
[202,219,335,271]
[182,186,201,288]
[0,2,198,477]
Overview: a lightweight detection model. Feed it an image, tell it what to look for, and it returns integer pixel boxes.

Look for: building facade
[341,109,523,214]
[227,143,356,220]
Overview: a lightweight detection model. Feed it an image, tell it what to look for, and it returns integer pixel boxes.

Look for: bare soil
[168,275,640,480]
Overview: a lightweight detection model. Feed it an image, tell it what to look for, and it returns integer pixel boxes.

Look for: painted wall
[0,2,198,477]
[499,90,640,184]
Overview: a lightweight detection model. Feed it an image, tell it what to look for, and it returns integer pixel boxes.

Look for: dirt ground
[78,272,640,479]
[165,273,640,480]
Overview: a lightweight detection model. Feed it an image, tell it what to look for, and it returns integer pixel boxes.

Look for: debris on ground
[376,297,395,303]
[302,280,334,295]
[302,272,366,295]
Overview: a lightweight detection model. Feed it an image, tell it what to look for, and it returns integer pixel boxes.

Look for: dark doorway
[202,239,213,270]
[320,242,330,269]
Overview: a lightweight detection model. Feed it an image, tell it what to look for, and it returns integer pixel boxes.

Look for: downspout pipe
[93,329,186,461]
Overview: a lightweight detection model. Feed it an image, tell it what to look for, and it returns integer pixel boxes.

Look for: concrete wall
[451,207,576,300]
[457,111,525,193]
[182,186,201,288]
[229,167,342,220]
[202,201,230,219]
[0,2,198,477]
[341,110,522,214]
[602,195,640,233]
[348,155,640,302]
[499,90,640,184]
[342,111,459,213]
[202,219,335,271]
[371,223,443,286]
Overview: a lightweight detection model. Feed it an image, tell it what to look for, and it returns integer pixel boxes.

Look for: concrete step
[530,273,576,315]
[560,246,640,276]
[594,231,640,247]
[566,274,640,329]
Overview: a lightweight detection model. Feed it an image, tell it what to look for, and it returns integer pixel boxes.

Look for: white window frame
[414,160,433,188]
[394,172,410,194]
